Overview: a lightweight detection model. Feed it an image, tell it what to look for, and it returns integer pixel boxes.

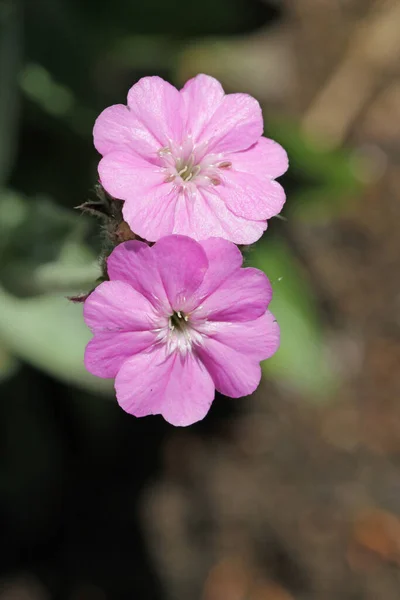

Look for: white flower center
[154,309,204,356]
[158,139,231,192]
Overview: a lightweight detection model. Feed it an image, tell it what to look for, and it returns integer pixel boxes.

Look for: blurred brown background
[1,0,400,598]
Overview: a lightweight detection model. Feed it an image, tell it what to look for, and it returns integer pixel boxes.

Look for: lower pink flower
[83,235,279,426]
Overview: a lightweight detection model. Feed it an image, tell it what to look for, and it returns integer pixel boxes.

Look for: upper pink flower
[93,74,288,244]
[84,235,279,426]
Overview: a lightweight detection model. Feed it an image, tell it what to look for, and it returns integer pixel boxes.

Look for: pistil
[169,310,189,331]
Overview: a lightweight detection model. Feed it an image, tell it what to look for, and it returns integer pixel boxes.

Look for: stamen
[178,166,188,177]
[158,147,172,157]
[187,153,195,170]
[158,142,229,189]
[192,165,201,178]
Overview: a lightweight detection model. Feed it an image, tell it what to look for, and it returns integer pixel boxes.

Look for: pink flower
[93,74,288,245]
[84,235,279,426]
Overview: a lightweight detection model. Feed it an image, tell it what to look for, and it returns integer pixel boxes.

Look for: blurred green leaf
[0,284,112,394]
[0,190,100,295]
[33,227,101,293]
[288,185,359,222]
[34,264,100,294]
[0,188,28,254]
[19,62,96,137]
[0,0,22,186]
[19,62,75,116]
[0,340,19,382]
[267,118,360,189]
[248,238,336,397]
[0,191,79,261]
[265,118,363,222]
[0,188,102,390]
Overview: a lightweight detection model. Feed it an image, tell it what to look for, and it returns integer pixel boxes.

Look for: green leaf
[0,188,28,253]
[248,238,337,397]
[288,185,360,222]
[19,62,75,117]
[34,236,101,294]
[267,118,360,189]
[264,118,363,222]
[0,284,112,394]
[0,191,100,295]
[0,189,103,390]
[0,340,18,382]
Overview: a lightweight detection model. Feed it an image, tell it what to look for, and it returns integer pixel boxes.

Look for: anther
[158,147,172,156]
[218,161,232,169]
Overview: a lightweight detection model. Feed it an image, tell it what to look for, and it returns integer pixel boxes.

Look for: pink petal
[228,136,289,179]
[108,236,209,313]
[121,182,179,242]
[83,280,156,332]
[107,241,170,312]
[115,347,215,426]
[194,267,272,322]
[197,93,263,154]
[181,74,224,141]
[203,311,280,361]
[98,150,164,201]
[193,188,267,244]
[84,330,155,378]
[93,104,161,159]
[218,169,286,220]
[216,136,288,221]
[152,236,208,310]
[187,238,243,310]
[121,184,267,244]
[106,240,148,284]
[197,338,262,398]
[127,76,184,147]
[198,236,243,287]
